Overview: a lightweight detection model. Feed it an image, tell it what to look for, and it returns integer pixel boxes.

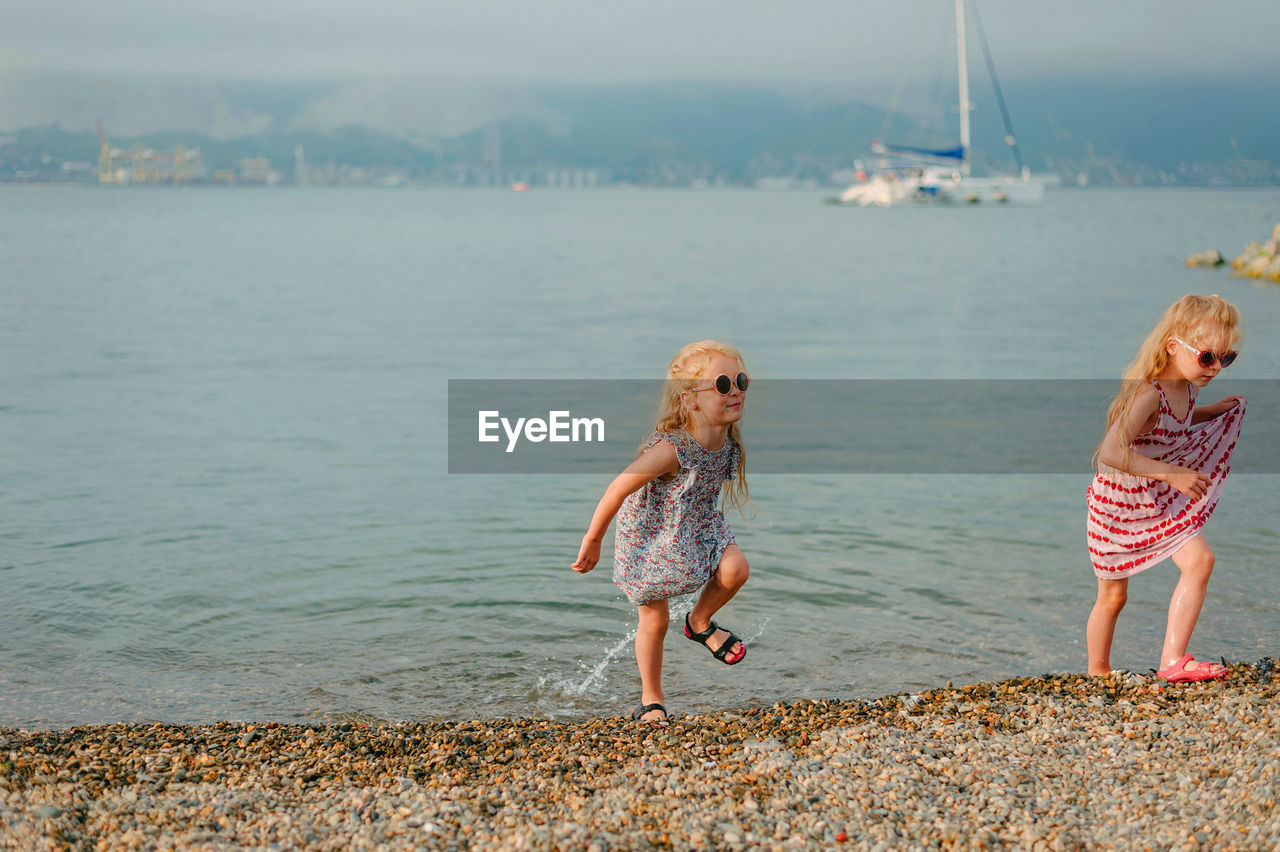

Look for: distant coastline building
[482,125,501,171]
[294,145,308,187]
[236,157,277,185]
[452,164,610,188]
[542,168,606,188]
[95,120,205,184]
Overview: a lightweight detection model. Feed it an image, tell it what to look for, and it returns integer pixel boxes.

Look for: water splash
[537,597,756,700]
[743,615,772,645]
[669,598,769,647]
[568,625,637,696]
[669,597,696,624]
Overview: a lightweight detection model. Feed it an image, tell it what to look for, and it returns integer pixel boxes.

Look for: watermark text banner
[447,380,1277,474]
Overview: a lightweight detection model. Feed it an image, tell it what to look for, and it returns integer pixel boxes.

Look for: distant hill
[996,73,1280,173]
[2,71,1278,185]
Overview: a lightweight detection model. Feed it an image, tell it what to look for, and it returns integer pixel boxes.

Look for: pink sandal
[1156,653,1229,683]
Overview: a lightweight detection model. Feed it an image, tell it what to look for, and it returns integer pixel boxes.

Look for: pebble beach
[3,660,1277,851]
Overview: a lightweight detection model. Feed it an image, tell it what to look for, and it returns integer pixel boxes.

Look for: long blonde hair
[1097,294,1241,467]
[640,340,750,513]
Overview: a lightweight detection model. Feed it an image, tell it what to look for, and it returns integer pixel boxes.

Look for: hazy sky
[4,0,1278,87]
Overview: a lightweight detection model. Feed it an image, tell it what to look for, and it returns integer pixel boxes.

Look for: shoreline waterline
[3,659,1276,850]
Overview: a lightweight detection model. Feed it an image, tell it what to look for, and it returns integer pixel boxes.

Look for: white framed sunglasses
[1173,336,1237,368]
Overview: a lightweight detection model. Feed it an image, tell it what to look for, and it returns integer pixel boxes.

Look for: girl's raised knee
[720,555,749,589]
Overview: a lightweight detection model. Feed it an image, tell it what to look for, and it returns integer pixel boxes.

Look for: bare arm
[1097,386,1210,499]
[1190,395,1244,425]
[570,441,680,573]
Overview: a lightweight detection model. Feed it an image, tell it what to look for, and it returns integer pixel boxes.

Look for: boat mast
[955,0,971,176]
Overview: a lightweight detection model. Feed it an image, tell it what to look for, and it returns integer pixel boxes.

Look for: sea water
[3,185,1279,728]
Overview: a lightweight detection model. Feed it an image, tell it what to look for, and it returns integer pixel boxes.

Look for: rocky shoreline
[3,661,1277,851]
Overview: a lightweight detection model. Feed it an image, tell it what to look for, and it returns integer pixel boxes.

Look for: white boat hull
[836,172,1046,206]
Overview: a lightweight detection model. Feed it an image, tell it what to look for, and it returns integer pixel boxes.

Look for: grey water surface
[3,185,1279,728]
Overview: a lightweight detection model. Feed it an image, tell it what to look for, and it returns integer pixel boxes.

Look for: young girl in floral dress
[572,341,751,726]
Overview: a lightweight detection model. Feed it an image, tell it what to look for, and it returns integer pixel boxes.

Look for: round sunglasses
[1174,336,1238,369]
[690,372,750,395]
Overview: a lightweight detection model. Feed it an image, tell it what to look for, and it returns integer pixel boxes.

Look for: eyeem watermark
[478,410,605,453]
[449,379,1279,473]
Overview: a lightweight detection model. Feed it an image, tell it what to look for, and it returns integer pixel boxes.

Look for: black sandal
[683,613,746,665]
[631,703,669,727]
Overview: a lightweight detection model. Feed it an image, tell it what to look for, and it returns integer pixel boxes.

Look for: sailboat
[835,0,1046,206]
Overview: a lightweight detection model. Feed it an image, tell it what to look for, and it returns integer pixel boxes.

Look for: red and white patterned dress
[1086,381,1245,579]
[612,430,739,606]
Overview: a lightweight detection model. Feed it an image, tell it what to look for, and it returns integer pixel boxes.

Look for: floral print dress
[612,429,739,606]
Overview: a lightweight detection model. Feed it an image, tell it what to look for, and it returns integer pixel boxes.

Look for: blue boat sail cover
[871,140,966,161]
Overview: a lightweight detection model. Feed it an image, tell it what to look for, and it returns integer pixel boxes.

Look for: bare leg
[635,600,669,722]
[1087,576,1129,676]
[688,545,750,660]
[1160,535,1224,675]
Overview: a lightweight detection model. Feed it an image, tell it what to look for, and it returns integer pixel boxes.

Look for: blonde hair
[1097,293,1241,467]
[640,340,750,513]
